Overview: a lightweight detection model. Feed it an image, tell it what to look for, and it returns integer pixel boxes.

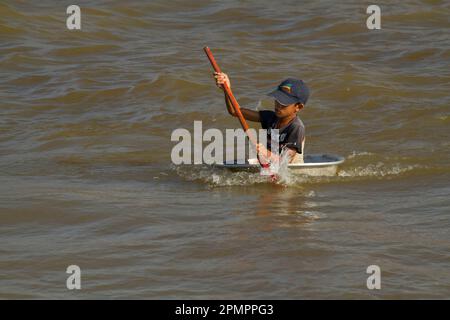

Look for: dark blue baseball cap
[267,78,310,106]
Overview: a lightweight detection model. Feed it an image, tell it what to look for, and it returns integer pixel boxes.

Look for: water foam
[173,149,424,187]
[338,162,420,178]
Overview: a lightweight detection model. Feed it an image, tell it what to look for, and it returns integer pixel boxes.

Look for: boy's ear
[296,103,304,111]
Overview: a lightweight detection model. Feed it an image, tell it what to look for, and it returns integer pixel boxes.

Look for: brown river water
[0,1,449,299]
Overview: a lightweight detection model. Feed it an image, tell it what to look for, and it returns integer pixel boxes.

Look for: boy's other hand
[256,143,270,164]
[214,72,231,89]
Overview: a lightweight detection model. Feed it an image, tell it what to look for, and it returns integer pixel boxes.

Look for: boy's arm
[216,72,260,122]
[224,93,260,121]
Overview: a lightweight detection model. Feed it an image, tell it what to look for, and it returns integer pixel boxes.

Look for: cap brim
[267,89,298,105]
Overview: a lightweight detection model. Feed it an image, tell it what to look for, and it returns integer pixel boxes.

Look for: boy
[214,72,309,164]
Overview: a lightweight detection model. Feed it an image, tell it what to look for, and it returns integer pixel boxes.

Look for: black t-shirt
[259,110,305,154]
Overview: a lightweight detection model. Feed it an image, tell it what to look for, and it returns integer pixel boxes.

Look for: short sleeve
[283,123,305,154]
[259,110,277,129]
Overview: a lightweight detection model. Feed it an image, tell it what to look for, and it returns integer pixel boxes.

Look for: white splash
[347,151,374,159]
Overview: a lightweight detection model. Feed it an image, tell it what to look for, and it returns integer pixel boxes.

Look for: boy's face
[274,100,302,118]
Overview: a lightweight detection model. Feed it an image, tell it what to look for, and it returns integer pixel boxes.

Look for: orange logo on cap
[280,84,293,94]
